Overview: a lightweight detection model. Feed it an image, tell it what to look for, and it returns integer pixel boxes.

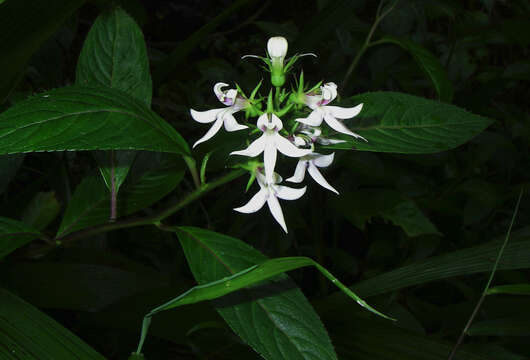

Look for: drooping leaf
[0,86,190,155]
[486,284,530,296]
[378,36,454,102]
[76,7,153,197]
[325,91,493,154]
[176,226,339,360]
[57,159,184,238]
[0,217,42,259]
[0,289,105,360]
[0,0,85,103]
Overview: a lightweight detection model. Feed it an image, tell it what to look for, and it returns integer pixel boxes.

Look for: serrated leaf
[486,284,530,296]
[0,217,42,259]
[378,36,454,102]
[176,226,339,360]
[77,7,153,197]
[325,92,493,154]
[57,160,184,238]
[0,289,105,359]
[0,86,190,155]
[0,0,85,103]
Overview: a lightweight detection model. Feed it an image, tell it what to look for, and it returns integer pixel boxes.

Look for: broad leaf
[0,86,189,155]
[57,159,184,238]
[77,7,153,197]
[0,289,105,359]
[0,217,42,259]
[21,191,61,231]
[379,36,454,102]
[326,92,493,154]
[0,0,85,103]
[176,227,339,360]
[380,199,441,237]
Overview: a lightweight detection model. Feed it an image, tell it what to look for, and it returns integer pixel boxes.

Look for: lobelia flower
[230,112,311,184]
[296,82,366,140]
[234,169,306,233]
[286,152,339,194]
[296,124,346,145]
[190,82,249,148]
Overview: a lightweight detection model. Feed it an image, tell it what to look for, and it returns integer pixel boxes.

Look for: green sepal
[245,172,257,192]
[250,79,263,100]
[234,83,247,99]
[266,89,274,113]
[275,103,294,117]
[200,151,213,184]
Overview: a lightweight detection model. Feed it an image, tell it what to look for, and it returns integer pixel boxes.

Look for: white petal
[323,113,367,140]
[275,135,312,157]
[263,139,278,184]
[296,108,323,127]
[326,103,363,119]
[230,135,267,157]
[266,195,288,233]
[270,113,283,131]
[268,36,288,58]
[316,138,346,145]
[193,118,224,148]
[286,160,307,183]
[321,82,338,103]
[275,185,306,200]
[223,113,248,132]
[213,82,229,99]
[313,153,335,168]
[190,108,223,124]
[307,163,339,194]
[233,189,267,213]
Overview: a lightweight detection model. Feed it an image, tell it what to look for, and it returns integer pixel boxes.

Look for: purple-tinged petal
[307,162,339,194]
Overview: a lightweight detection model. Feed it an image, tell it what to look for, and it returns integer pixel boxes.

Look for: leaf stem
[447,187,524,360]
[184,155,201,188]
[341,0,399,92]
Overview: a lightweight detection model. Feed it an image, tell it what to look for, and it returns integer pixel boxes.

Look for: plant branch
[447,187,524,360]
[341,0,399,92]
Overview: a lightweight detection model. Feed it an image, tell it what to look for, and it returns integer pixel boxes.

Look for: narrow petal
[190,108,223,124]
[266,195,288,233]
[263,138,278,184]
[234,189,267,213]
[275,185,306,200]
[296,108,323,126]
[223,113,248,132]
[323,113,367,140]
[326,103,363,119]
[275,135,312,157]
[313,153,335,168]
[307,163,339,194]
[193,118,224,148]
[285,160,307,183]
[230,134,266,157]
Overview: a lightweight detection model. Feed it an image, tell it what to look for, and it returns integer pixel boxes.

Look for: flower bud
[267,36,288,63]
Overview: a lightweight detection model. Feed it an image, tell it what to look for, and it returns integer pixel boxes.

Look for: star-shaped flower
[296,82,365,140]
[230,113,311,183]
[234,170,306,233]
[286,152,338,194]
[190,82,248,148]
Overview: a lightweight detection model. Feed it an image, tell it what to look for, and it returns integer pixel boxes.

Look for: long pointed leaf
[0,217,42,259]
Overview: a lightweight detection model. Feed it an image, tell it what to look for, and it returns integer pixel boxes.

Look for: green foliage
[0,217,42,259]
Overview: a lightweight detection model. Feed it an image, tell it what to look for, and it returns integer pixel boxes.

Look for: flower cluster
[190,37,366,233]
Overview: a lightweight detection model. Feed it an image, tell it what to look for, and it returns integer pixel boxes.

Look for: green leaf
[0,289,105,359]
[0,0,85,103]
[326,92,493,154]
[76,7,152,106]
[21,191,61,231]
[377,36,454,102]
[347,232,530,299]
[486,284,530,296]
[380,199,441,237]
[175,226,340,360]
[57,159,184,238]
[76,7,153,198]
[0,86,190,155]
[0,217,42,259]
[468,315,530,336]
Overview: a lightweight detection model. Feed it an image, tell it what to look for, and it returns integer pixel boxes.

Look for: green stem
[447,187,524,360]
[341,0,399,92]
[39,169,246,252]
[184,155,201,189]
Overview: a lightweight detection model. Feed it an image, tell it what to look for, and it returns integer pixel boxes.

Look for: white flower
[267,36,288,66]
[190,83,248,148]
[296,82,365,140]
[230,113,311,183]
[234,170,306,233]
[296,125,346,145]
[286,152,338,194]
